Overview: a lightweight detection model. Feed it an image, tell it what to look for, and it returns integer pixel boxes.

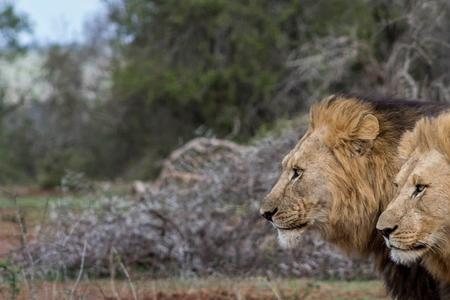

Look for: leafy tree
[0,2,31,183]
[0,2,30,53]
[103,0,384,178]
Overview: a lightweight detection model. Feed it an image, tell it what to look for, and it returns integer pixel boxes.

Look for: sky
[16,0,103,44]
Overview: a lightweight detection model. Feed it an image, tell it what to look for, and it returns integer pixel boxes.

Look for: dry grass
[1,277,387,300]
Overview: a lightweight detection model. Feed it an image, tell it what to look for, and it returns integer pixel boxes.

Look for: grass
[0,195,93,209]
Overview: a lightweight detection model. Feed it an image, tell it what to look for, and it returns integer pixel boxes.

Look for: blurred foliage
[0,0,449,186]
[102,0,382,179]
[0,2,30,54]
[104,0,295,178]
[0,2,31,184]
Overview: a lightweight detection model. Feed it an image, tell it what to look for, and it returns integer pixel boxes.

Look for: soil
[5,279,388,300]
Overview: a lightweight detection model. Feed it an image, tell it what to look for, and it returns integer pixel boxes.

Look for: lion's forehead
[396,150,446,187]
[399,150,449,188]
[289,132,326,164]
[414,149,448,175]
[396,152,419,184]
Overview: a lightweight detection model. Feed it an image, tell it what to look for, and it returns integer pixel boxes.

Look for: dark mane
[368,97,447,118]
[338,93,448,115]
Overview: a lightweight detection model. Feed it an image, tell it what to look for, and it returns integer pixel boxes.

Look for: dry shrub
[15,116,374,280]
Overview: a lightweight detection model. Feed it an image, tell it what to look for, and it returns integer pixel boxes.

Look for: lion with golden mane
[260,95,448,299]
[377,112,450,284]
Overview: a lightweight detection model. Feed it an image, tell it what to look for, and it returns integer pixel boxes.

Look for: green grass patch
[0,195,92,210]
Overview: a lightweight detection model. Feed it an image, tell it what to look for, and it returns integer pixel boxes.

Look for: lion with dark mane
[260,95,448,299]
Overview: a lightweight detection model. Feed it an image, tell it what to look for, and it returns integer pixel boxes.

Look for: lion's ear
[351,114,379,155]
[355,114,379,140]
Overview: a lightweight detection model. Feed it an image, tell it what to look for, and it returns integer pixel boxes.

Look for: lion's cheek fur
[323,154,388,254]
[424,254,450,284]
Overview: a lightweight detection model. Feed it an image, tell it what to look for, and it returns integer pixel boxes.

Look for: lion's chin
[276,228,306,249]
[389,248,426,265]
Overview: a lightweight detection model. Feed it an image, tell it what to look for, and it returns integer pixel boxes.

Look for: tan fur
[377,112,450,283]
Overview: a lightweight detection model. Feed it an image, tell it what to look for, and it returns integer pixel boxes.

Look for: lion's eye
[412,184,427,197]
[393,182,399,188]
[292,168,304,181]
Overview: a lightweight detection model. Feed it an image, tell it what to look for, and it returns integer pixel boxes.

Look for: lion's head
[260,96,399,252]
[377,113,450,267]
[259,128,336,248]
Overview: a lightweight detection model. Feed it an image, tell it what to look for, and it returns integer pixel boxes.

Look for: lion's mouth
[390,243,427,251]
[275,222,308,231]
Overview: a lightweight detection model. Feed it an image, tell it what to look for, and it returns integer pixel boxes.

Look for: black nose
[261,207,278,222]
[378,225,398,238]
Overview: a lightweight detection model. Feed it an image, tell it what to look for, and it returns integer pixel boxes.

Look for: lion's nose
[378,225,398,238]
[261,207,278,222]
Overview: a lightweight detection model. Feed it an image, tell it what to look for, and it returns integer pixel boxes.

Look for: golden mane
[311,95,378,145]
[310,96,399,253]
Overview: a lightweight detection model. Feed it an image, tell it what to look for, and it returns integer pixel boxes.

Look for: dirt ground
[2,277,387,300]
[0,207,41,258]
[0,187,80,258]
[0,209,25,257]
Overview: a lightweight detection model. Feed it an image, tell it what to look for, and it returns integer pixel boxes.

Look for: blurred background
[0,0,448,299]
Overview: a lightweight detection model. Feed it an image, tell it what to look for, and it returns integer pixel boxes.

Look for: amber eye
[412,184,427,197]
[292,168,303,180]
[393,182,399,188]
